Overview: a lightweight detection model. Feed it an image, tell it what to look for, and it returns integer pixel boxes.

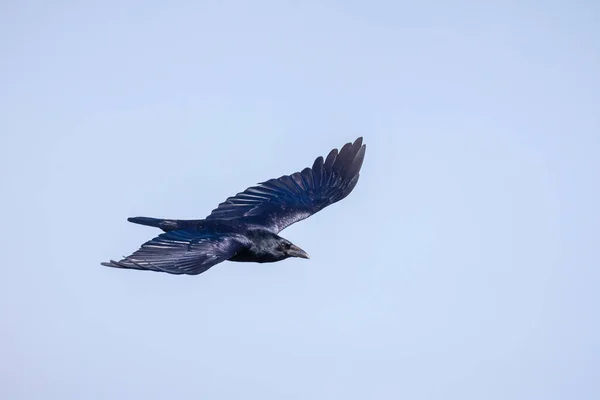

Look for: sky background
[1,1,599,399]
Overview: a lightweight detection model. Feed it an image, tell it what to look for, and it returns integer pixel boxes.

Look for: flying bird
[102,137,366,275]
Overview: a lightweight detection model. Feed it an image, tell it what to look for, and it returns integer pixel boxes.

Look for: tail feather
[127,216,204,232]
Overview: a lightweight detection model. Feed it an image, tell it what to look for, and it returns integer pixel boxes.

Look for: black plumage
[102,137,366,275]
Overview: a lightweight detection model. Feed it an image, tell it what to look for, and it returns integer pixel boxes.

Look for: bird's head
[267,236,310,261]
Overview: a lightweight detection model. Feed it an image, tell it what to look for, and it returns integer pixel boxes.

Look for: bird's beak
[288,244,310,259]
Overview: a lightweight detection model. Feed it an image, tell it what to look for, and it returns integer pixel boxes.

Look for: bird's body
[102,137,366,276]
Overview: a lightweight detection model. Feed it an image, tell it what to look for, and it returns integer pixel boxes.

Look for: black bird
[102,137,366,275]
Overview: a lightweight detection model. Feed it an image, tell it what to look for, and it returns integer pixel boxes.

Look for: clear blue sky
[2,1,599,399]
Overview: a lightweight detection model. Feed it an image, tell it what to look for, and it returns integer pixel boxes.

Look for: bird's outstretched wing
[101,230,244,275]
[206,137,366,233]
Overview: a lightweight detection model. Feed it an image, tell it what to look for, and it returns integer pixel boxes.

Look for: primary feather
[206,137,366,233]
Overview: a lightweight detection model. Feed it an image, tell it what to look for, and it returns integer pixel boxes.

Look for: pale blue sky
[1,1,599,399]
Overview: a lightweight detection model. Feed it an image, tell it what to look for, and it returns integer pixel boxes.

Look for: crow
[101,137,366,275]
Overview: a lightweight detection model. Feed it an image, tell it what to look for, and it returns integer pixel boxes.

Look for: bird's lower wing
[101,230,244,275]
[206,137,366,233]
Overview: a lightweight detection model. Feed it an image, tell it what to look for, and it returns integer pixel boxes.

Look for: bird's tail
[127,216,204,232]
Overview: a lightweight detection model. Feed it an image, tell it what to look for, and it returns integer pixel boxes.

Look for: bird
[101,137,366,276]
